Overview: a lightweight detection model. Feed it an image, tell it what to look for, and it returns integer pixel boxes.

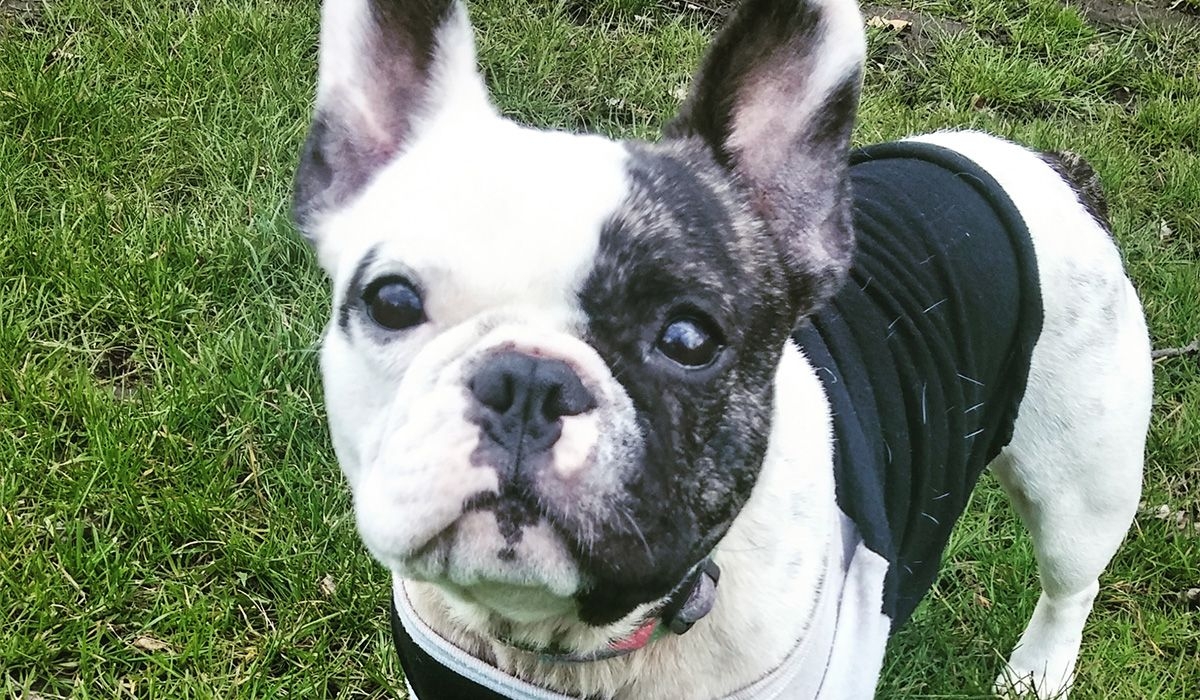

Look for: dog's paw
[993,664,1073,700]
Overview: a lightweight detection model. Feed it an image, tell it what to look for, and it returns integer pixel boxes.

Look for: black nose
[469,352,596,453]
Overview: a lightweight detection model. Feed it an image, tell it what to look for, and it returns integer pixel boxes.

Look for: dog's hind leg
[987,276,1150,699]
[910,132,1153,699]
[987,295,1149,700]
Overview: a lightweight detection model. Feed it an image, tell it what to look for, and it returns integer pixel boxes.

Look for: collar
[392,528,849,700]
[496,558,722,663]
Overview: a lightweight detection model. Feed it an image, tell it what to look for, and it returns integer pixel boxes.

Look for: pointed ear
[292,0,490,242]
[665,0,866,314]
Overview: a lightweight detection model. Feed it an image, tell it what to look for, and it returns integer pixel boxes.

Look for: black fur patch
[463,490,541,548]
[293,0,457,235]
[568,143,796,625]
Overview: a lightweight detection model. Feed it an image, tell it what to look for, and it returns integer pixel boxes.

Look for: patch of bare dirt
[1066,0,1200,28]
[860,0,1197,44]
[671,0,1198,32]
[0,0,46,38]
[863,4,970,54]
[93,344,150,401]
[0,0,41,23]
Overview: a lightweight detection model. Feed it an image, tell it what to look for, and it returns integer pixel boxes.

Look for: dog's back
[906,131,1152,697]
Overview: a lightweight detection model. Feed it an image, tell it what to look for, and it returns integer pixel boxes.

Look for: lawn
[1,0,1197,697]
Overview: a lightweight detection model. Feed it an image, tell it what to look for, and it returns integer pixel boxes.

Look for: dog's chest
[795,140,1044,630]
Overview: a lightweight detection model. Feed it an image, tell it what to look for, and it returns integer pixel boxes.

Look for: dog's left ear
[665,0,866,315]
[293,0,490,255]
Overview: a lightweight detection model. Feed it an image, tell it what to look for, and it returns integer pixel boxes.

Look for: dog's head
[293,0,864,635]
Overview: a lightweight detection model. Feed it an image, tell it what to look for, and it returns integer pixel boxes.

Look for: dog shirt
[389,140,1044,698]
[798,139,1042,633]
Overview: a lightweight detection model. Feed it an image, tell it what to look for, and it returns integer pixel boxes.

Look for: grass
[1,0,1196,697]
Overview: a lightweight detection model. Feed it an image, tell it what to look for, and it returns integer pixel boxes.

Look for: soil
[0,0,39,21]
[1068,0,1200,27]
[696,0,1199,31]
[863,4,970,54]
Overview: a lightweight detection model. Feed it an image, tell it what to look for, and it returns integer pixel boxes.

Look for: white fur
[316,0,385,128]
[321,121,645,624]
[315,1,491,127]
[310,0,498,272]
[313,1,673,655]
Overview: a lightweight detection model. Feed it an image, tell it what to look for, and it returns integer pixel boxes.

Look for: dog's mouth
[460,488,554,559]
[398,488,696,631]
[440,579,580,625]
[399,503,586,617]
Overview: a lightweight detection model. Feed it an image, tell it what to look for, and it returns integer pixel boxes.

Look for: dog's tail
[1039,150,1111,233]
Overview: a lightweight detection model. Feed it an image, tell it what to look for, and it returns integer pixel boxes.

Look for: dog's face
[294,0,864,631]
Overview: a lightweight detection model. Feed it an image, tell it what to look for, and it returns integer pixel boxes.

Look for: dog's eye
[363,278,425,331]
[656,317,724,368]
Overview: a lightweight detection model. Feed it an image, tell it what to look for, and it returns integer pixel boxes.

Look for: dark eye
[363,277,425,331]
[656,316,724,368]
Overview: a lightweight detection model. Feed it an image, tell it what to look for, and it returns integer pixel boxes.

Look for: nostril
[471,366,516,413]
[542,385,562,422]
[543,370,596,419]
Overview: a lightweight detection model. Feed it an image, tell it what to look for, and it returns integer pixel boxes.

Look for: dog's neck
[400,341,844,699]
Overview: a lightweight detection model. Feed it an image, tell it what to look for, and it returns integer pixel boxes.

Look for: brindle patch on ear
[664,0,867,317]
[293,0,461,237]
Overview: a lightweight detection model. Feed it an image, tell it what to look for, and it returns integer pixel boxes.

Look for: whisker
[616,503,652,561]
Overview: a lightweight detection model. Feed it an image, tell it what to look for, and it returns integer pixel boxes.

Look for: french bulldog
[290,0,1153,697]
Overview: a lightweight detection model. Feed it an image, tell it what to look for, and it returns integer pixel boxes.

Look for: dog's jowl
[292,1,1153,698]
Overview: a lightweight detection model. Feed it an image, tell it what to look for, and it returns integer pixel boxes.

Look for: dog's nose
[469,351,596,453]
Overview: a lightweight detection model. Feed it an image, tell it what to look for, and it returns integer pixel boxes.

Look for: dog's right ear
[664,0,865,316]
[293,0,490,247]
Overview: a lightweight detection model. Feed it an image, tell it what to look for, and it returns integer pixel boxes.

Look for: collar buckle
[660,558,721,635]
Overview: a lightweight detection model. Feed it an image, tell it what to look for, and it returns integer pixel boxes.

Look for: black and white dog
[291,0,1153,697]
